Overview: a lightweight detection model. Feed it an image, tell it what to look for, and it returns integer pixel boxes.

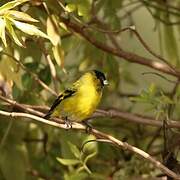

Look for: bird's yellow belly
[53,87,102,122]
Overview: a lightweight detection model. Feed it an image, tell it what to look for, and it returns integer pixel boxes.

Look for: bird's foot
[64,118,72,130]
[82,121,92,133]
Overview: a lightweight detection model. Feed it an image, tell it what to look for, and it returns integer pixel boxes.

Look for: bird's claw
[82,121,92,133]
[64,118,72,130]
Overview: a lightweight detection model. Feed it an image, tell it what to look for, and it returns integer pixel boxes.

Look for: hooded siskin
[44,70,108,122]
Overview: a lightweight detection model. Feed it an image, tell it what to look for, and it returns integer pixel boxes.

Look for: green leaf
[12,20,49,39]
[22,73,33,90]
[65,3,77,13]
[148,83,157,95]
[68,142,81,159]
[64,172,88,180]
[5,18,24,47]
[77,4,87,16]
[77,0,91,17]
[56,158,80,166]
[82,135,97,153]
[0,0,29,14]
[7,10,38,22]
[0,17,7,47]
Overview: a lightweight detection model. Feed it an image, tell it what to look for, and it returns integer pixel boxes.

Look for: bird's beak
[103,80,109,86]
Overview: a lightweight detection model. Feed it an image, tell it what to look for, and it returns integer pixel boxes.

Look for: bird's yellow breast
[57,85,102,121]
[52,74,103,122]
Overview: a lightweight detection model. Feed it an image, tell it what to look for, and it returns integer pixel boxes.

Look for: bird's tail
[44,111,52,119]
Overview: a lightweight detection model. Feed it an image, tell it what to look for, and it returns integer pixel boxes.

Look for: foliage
[0,0,180,179]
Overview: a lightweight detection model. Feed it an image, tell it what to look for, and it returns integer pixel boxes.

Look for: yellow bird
[44,70,108,128]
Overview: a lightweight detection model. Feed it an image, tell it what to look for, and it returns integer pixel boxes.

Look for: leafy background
[0,0,180,179]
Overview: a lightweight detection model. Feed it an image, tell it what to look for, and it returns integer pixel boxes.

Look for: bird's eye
[103,80,109,85]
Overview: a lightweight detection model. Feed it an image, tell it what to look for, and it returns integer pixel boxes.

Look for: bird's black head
[93,70,108,86]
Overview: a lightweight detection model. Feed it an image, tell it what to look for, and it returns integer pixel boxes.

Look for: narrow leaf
[5,18,24,47]
[0,17,7,47]
[12,20,49,39]
[7,10,38,22]
[47,16,60,46]
[0,0,29,14]
[68,142,81,159]
[52,44,64,67]
[56,158,80,166]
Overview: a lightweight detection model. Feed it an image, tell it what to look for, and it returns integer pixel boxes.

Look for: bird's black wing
[44,88,76,119]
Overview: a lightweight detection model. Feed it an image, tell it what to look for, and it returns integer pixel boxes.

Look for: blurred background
[0,0,180,179]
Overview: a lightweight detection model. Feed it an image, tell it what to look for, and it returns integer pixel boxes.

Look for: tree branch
[1,94,180,129]
[0,110,179,179]
[60,17,180,78]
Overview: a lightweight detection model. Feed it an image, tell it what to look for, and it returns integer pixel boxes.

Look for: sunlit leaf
[0,0,29,14]
[65,3,76,13]
[7,10,38,22]
[77,4,87,16]
[68,142,81,159]
[5,18,24,47]
[77,0,91,19]
[0,17,7,47]
[0,55,22,89]
[52,44,64,67]
[47,16,60,46]
[56,158,80,166]
[12,20,49,39]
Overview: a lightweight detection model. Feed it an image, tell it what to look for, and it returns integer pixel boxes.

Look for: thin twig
[142,72,177,83]
[0,94,44,116]
[37,40,59,94]
[84,21,176,72]
[141,0,180,17]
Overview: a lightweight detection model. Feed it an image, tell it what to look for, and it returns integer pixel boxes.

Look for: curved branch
[0,110,179,180]
[1,94,180,129]
[94,109,180,129]
[60,17,180,78]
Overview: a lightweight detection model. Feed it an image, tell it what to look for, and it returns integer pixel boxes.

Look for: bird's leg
[82,120,92,133]
[64,117,72,129]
